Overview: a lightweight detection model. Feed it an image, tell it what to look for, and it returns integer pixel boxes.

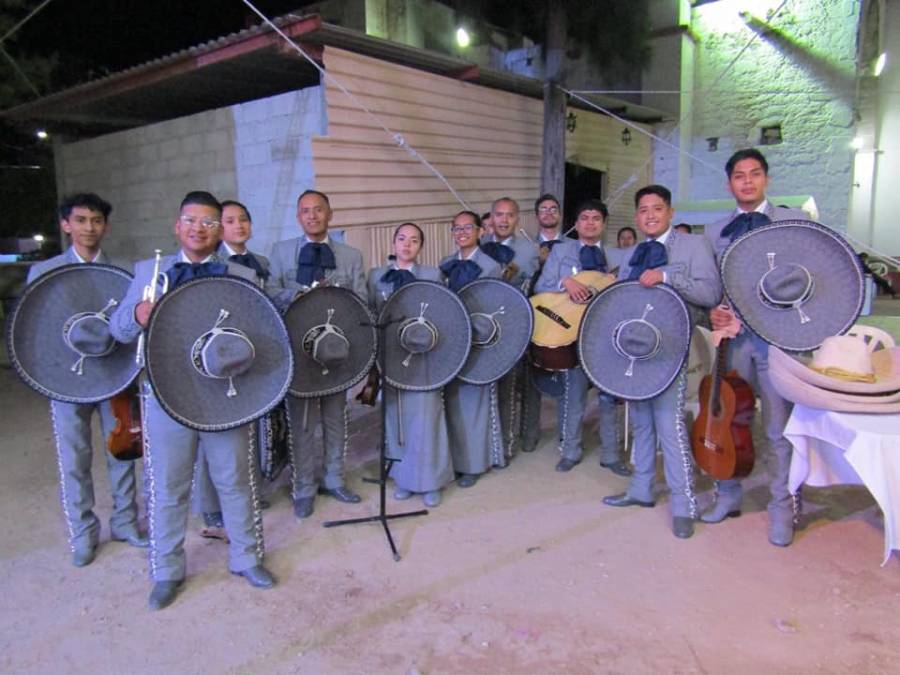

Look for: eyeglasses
[451,224,476,233]
[180,215,221,229]
[538,206,559,214]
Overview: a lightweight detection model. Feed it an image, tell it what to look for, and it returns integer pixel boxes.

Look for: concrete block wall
[652,0,859,230]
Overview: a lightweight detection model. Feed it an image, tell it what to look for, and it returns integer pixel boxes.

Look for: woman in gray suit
[368,223,453,507]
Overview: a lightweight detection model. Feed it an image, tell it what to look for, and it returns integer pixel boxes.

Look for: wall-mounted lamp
[621,128,632,145]
[706,137,718,152]
[566,112,577,133]
[456,27,471,48]
[874,52,887,77]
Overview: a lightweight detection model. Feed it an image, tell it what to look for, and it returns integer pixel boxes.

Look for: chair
[845,324,896,352]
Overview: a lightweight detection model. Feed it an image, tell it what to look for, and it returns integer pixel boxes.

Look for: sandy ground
[1,362,899,675]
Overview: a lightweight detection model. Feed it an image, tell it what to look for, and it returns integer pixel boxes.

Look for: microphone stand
[322,315,428,561]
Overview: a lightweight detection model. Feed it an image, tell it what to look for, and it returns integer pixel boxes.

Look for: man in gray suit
[110,191,275,610]
[480,197,539,462]
[701,148,807,546]
[603,185,722,539]
[195,199,272,537]
[533,199,629,475]
[266,189,367,519]
[27,193,147,567]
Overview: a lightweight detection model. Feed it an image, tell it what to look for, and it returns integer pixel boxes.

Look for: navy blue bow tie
[381,267,416,293]
[166,261,229,289]
[579,245,607,272]
[229,253,269,281]
[296,242,336,286]
[627,241,668,280]
[479,241,515,266]
[440,258,482,292]
[720,211,772,242]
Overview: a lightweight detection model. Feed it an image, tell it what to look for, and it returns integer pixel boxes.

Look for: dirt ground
[1,362,899,675]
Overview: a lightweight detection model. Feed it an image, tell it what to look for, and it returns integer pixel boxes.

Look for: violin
[107,383,143,461]
[691,338,755,480]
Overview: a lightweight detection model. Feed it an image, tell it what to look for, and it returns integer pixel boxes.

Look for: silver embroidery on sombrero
[612,303,662,378]
[62,298,119,376]
[190,309,255,398]
[301,308,346,376]
[757,252,815,325]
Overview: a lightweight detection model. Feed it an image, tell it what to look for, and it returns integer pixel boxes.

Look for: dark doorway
[564,162,606,237]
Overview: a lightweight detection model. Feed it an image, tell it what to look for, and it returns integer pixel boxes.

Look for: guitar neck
[709,338,730,411]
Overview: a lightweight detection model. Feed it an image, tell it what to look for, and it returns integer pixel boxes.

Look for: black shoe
[318,486,361,503]
[521,441,538,453]
[673,516,695,539]
[148,580,183,611]
[293,497,315,519]
[202,511,224,528]
[602,493,655,508]
[457,473,479,488]
[234,565,276,589]
[555,457,581,472]
[72,543,97,568]
[600,461,633,477]
[111,528,150,548]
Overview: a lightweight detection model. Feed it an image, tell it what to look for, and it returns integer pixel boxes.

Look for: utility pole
[540,2,567,212]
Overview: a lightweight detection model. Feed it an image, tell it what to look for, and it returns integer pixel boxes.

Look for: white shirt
[221,241,245,257]
[73,249,102,264]
[179,251,215,264]
[736,199,769,216]
[644,227,672,282]
[539,231,561,243]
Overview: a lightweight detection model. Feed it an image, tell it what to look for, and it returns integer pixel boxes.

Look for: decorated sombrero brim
[457,278,533,385]
[721,220,864,352]
[8,264,139,403]
[578,281,692,401]
[379,280,471,391]
[145,276,292,431]
[283,287,376,398]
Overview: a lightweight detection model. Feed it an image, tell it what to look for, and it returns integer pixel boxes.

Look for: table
[785,404,900,565]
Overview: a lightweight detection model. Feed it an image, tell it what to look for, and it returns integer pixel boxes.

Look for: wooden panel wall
[314,46,653,268]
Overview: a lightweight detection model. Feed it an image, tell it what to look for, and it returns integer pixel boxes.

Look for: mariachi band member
[266,189,367,519]
[110,191,275,610]
[25,193,147,567]
[193,199,273,538]
[368,223,452,507]
[480,197,539,464]
[440,210,503,487]
[702,149,807,546]
[603,185,721,539]
[533,198,629,475]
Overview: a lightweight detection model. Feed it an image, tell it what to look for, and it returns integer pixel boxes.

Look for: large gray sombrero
[721,220,864,352]
[578,281,692,401]
[283,286,376,398]
[145,276,293,431]
[8,264,139,403]
[378,280,471,391]
[457,278,533,385]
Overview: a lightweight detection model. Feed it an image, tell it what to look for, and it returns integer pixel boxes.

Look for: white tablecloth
[785,404,900,565]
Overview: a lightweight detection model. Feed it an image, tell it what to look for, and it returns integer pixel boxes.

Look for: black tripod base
[324,508,428,561]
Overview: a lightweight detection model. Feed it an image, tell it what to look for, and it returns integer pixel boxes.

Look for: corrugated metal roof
[1,12,667,137]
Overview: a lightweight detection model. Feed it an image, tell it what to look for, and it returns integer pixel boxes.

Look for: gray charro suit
[109,251,263,581]
[616,229,722,519]
[194,244,271,517]
[532,239,623,465]
[481,233,539,460]
[266,234,367,501]
[27,247,142,554]
[705,203,807,525]
[440,250,506,474]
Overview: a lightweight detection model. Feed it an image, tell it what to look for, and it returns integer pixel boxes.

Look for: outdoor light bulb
[33,234,45,243]
[35,129,48,140]
[850,137,865,150]
[874,53,887,77]
[456,28,470,48]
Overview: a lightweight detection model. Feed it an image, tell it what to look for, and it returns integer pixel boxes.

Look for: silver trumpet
[135,249,169,367]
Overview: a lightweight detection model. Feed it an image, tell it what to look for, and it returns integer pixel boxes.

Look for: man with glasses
[111,191,275,610]
[266,189,367,520]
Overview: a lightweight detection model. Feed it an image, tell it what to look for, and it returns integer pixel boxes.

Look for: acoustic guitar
[107,383,143,461]
[691,339,755,480]
[529,270,616,371]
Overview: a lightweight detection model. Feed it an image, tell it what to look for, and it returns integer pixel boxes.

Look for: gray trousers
[143,391,262,581]
[192,423,264,515]
[716,333,795,518]
[285,393,348,500]
[521,365,543,451]
[626,369,697,518]
[497,361,524,464]
[49,400,140,550]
